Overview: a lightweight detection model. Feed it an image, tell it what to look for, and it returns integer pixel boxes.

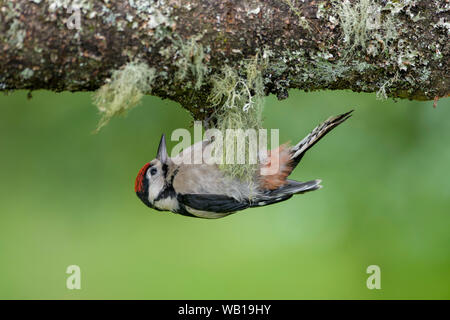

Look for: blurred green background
[0,89,449,299]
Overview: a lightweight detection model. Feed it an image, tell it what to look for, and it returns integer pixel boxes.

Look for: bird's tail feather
[252,179,322,207]
[277,179,322,195]
[290,110,353,167]
[265,179,322,197]
[258,111,352,191]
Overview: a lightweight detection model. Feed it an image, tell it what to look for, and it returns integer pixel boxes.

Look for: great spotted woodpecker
[135,111,352,219]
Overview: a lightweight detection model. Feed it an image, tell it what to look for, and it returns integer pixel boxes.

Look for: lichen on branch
[0,0,448,113]
[93,61,156,131]
[209,54,267,183]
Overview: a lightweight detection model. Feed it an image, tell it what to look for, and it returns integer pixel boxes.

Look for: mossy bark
[0,0,448,120]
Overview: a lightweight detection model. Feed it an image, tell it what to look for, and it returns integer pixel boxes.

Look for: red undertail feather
[259,144,294,190]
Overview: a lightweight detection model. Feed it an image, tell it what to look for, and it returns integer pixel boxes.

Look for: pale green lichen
[48,0,94,12]
[330,0,434,98]
[158,33,209,90]
[7,19,25,49]
[283,48,375,87]
[316,2,326,19]
[3,2,26,50]
[45,0,172,32]
[247,6,261,16]
[376,72,400,100]
[313,60,351,83]
[93,61,156,131]
[283,0,310,30]
[335,0,397,55]
[173,35,208,90]
[20,68,34,80]
[209,54,267,184]
[128,0,172,29]
[396,39,420,71]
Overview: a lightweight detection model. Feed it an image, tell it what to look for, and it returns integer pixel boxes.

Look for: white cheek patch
[148,178,164,203]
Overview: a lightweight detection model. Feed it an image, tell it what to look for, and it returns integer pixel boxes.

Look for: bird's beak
[156,134,168,163]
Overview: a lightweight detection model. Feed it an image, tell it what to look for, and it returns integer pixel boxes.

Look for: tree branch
[1,0,448,119]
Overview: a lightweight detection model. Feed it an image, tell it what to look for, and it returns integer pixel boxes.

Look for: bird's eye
[149,168,157,176]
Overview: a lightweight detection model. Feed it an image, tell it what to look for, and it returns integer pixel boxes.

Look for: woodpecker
[135,111,352,219]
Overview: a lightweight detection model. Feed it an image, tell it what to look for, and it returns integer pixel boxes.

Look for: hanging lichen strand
[92,35,208,132]
[209,54,266,185]
[93,61,156,131]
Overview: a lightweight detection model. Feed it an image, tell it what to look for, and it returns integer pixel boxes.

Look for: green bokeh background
[0,90,449,299]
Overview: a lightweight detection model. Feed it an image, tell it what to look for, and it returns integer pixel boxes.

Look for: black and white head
[135,134,171,208]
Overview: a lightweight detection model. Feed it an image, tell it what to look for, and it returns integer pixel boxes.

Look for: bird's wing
[178,193,250,213]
